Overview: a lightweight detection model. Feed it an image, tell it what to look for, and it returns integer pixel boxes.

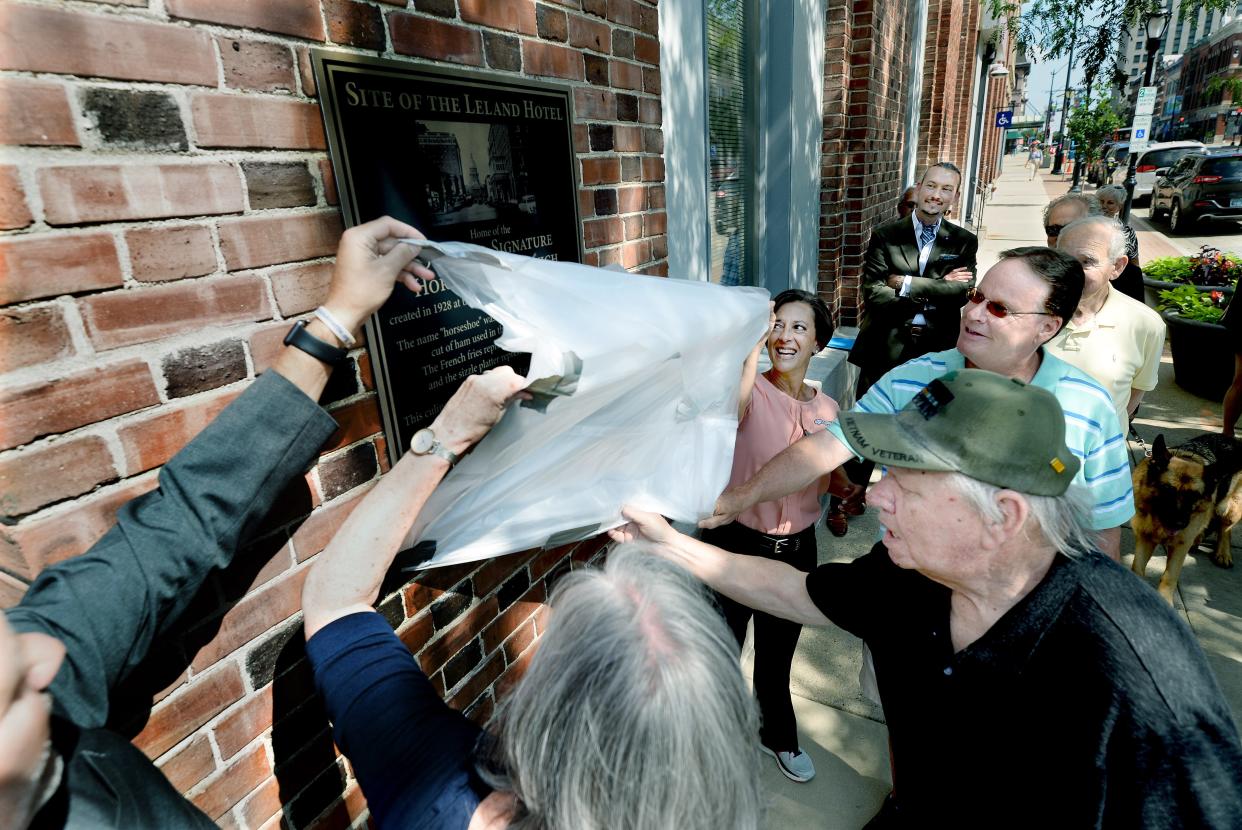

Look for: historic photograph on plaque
[312,52,582,462]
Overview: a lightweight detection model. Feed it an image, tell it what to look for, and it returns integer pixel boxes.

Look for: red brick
[641,156,665,182]
[0,572,28,609]
[38,163,245,226]
[217,37,297,93]
[418,596,499,675]
[617,186,647,213]
[399,613,435,654]
[135,662,246,759]
[503,618,538,663]
[623,214,643,240]
[126,224,217,283]
[621,239,652,268]
[0,167,31,230]
[167,0,327,40]
[613,125,642,152]
[639,97,660,124]
[0,474,158,579]
[324,0,386,49]
[79,275,271,351]
[157,733,217,793]
[0,360,158,451]
[269,262,335,315]
[318,159,338,205]
[0,5,217,85]
[460,0,537,34]
[644,210,667,235]
[220,775,281,830]
[290,489,367,562]
[190,742,274,821]
[634,34,660,65]
[322,398,382,454]
[0,305,74,374]
[247,322,292,375]
[481,582,546,654]
[578,188,595,219]
[0,78,78,146]
[583,216,623,247]
[297,46,317,97]
[568,14,611,51]
[213,683,275,760]
[390,14,484,66]
[643,67,661,95]
[218,211,342,270]
[117,387,243,476]
[190,568,308,671]
[0,436,117,519]
[573,87,615,120]
[446,649,504,710]
[608,0,639,26]
[521,41,584,80]
[192,94,326,150]
[636,3,658,35]
[610,60,643,90]
[648,183,665,208]
[0,233,122,305]
[581,157,621,185]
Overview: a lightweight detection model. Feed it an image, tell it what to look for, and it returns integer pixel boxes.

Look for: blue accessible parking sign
[995,110,1013,128]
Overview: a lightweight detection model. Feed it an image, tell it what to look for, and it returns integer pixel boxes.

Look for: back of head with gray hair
[946,473,1099,558]
[1059,215,1127,263]
[1096,184,1127,203]
[479,546,763,830]
[1042,192,1103,225]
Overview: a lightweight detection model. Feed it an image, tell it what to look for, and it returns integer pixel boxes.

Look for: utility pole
[1044,67,1059,145]
[1051,38,1075,176]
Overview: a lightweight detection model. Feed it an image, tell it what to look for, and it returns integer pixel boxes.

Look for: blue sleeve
[307,612,488,830]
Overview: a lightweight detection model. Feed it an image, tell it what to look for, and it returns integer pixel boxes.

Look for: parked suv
[1122,140,1205,202]
[1151,151,1242,233]
[1091,142,1128,185]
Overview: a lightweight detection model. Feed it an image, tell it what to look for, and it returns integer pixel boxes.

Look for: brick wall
[917,0,980,186]
[0,1,661,827]
[817,0,917,327]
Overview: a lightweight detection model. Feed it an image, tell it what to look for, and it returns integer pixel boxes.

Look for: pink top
[730,372,840,535]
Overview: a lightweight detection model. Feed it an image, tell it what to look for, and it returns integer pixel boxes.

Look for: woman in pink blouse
[704,289,839,784]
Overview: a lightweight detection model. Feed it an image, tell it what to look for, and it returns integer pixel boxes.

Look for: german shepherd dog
[1132,433,1242,603]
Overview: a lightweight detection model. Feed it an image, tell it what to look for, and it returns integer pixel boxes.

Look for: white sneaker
[761,745,816,782]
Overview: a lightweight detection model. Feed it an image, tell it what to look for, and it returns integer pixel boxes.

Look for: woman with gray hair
[300,367,765,830]
[1094,184,1144,302]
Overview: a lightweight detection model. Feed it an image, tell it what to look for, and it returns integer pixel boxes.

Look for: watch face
[410,428,435,455]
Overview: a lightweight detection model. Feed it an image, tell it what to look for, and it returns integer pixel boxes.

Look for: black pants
[701,521,817,752]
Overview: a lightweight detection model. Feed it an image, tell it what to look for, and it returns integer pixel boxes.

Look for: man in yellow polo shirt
[1047,215,1165,429]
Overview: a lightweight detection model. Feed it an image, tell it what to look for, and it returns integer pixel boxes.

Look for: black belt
[729,523,809,557]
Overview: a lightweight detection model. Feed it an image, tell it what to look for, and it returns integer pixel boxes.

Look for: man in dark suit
[829,163,978,535]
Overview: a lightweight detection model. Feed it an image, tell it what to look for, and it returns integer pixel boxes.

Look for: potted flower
[1158,285,1233,399]
[1142,246,1240,309]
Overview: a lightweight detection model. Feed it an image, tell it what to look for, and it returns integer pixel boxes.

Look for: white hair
[479,545,764,830]
[1043,192,1102,224]
[946,473,1099,558]
[1096,184,1127,203]
[1060,214,1127,264]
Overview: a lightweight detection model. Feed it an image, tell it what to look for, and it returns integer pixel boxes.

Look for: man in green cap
[611,369,1242,828]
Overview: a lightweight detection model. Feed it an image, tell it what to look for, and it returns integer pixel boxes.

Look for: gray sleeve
[6,371,336,727]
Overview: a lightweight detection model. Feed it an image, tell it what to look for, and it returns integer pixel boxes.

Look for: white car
[1118,141,1205,202]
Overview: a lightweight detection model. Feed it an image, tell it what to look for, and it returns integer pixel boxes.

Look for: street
[1127,202,1242,259]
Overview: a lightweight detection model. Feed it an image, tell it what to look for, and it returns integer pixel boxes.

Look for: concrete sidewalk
[753,159,1242,829]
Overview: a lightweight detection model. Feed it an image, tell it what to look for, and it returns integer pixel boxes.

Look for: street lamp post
[1069,84,1088,192]
[1044,67,1059,145]
[1051,38,1076,176]
[1121,5,1173,223]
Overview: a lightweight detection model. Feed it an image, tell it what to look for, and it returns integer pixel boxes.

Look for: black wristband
[283,319,348,365]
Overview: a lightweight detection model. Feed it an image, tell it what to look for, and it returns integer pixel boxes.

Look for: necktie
[919,222,936,249]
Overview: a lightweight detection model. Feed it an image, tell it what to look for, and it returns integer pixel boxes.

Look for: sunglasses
[1044,224,1065,238]
[966,287,1055,319]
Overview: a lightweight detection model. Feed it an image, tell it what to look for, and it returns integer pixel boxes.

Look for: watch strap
[430,443,460,467]
[284,319,348,365]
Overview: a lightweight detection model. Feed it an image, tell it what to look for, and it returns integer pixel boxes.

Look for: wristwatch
[283,319,347,365]
[409,427,460,467]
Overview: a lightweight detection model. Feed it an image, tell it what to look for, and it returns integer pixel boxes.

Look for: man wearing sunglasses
[1043,192,1102,247]
[705,247,1132,562]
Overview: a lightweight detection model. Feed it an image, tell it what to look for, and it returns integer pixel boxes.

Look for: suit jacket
[13,372,337,829]
[849,216,978,381]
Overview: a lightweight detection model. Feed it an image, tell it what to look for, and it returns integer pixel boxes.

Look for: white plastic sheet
[402,240,769,569]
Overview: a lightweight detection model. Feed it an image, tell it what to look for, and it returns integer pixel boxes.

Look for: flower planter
[1143,277,1234,311]
[1161,310,1233,400]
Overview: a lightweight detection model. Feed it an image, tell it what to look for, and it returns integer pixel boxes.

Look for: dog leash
[1130,424,1152,459]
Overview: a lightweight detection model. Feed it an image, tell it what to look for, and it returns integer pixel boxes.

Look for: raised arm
[611,509,830,626]
[700,429,855,529]
[302,368,529,639]
[737,303,775,421]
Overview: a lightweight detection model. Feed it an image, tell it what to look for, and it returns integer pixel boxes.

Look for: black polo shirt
[806,544,1242,828]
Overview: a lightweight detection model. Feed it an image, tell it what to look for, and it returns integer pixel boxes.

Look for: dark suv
[1151,151,1242,233]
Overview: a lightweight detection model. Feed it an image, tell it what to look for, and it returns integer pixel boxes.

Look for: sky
[1018,6,1108,123]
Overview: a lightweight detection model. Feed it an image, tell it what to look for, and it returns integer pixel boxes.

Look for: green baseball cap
[838,369,1080,496]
